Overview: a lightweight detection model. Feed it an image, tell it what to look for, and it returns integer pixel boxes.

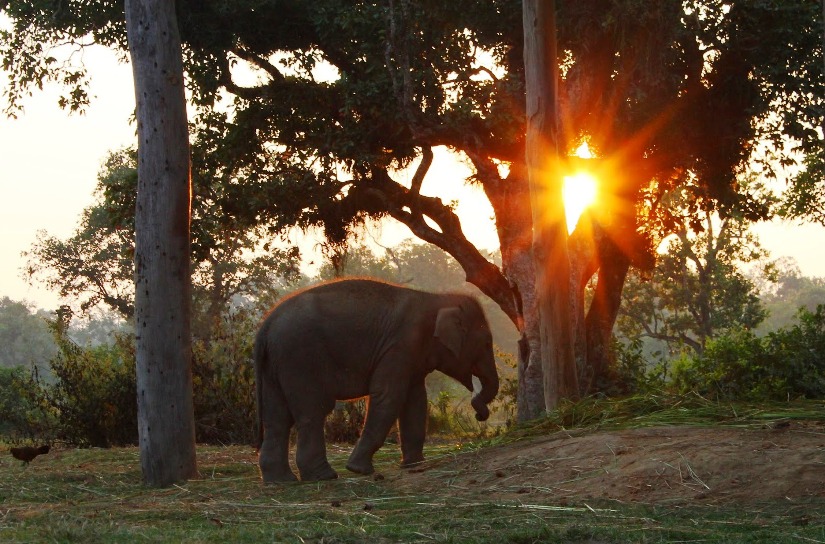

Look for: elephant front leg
[398,380,427,468]
[346,389,404,475]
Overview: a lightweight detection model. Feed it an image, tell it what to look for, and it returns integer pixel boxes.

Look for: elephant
[254,278,499,483]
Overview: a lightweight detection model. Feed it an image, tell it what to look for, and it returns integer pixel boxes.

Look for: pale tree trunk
[522,0,579,409]
[126,0,198,486]
[492,163,545,421]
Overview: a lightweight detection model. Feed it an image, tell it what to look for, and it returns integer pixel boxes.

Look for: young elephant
[254,278,499,483]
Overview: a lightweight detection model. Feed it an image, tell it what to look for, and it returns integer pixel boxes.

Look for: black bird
[10,444,50,465]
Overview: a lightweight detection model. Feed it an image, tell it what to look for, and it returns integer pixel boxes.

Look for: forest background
[1,1,824,447]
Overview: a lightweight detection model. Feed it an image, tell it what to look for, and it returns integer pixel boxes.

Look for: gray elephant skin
[254,278,499,483]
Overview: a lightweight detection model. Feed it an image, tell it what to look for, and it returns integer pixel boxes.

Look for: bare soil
[388,422,825,506]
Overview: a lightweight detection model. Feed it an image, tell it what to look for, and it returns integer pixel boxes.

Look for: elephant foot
[261,470,299,484]
[345,457,375,475]
[400,454,425,469]
[299,465,339,482]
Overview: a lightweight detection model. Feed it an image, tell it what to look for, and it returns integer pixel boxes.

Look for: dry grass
[2,397,825,543]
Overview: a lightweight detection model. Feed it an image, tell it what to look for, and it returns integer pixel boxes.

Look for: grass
[2,396,824,543]
[491,393,825,444]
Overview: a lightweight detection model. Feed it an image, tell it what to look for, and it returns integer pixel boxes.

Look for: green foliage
[781,148,825,226]
[618,184,772,355]
[611,338,667,396]
[31,319,138,447]
[671,306,825,401]
[191,308,259,445]
[0,366,53,441]
[0,297,56,371]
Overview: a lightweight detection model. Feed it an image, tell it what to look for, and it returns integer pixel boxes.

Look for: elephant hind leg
[295,410,338,481]
[259,376,298,484]
[398,380,427,468]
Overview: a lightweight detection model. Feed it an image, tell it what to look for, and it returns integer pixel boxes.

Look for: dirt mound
[391,422,825,505]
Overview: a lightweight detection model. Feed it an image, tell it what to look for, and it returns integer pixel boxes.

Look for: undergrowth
[1,442,823,544]
[2,395,824,543]
[493,393,825,446]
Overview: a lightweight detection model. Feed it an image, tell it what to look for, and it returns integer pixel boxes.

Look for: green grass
[2,397,824,543]
[493,393,825,443]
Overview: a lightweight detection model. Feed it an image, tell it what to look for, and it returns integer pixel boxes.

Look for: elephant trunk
[470,365,499,422]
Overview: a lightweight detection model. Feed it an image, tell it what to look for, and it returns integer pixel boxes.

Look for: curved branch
[363,168,520,325]
[410,146,433,195]
[230,46,285,82]
[219,55,269,100]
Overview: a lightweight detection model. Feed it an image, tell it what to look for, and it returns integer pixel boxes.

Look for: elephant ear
[434,306,465,358]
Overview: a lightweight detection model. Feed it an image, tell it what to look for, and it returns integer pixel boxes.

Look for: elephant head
[433,299,499,422]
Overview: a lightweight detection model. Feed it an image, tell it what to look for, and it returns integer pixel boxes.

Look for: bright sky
[1,45,823,311]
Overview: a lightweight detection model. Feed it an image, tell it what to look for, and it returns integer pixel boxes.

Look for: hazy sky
[1,45,823,312]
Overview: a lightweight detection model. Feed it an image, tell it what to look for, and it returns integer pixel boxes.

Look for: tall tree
[124,0,197,486]
[522,0,578,411]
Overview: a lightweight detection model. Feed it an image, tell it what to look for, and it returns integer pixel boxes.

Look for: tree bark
[583,233,631,394]
[522,0,579,410]
[479,159,545,421]
[126,0,198,486]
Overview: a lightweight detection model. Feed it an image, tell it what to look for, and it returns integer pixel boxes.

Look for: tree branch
[410,146,433,195]
[230,46,286,82]
[362,168,520,325]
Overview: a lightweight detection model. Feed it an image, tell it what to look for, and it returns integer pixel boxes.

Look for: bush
[191,308,258,445]
[35,322,138,447]
[0,366,55,442]
[605,338,667,396]
[325,400,367,443]
[670,306,825,400]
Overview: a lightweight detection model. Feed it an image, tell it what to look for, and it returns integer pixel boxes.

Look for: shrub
[0,366,55,442]
[191,308,258,445]
[36,322,138,447]
[324,400,367,443]
[671,306,825,400]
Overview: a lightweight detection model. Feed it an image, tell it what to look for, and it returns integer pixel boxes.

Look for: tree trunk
[478,159,545,422]
[522,0,579,410]
[583,235,631,394]
[481,180,545,422]
[126,0,198,486]
[568,214,599,390]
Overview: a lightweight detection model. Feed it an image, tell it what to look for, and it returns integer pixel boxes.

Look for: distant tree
[0,298,55,370]
[25,146,302,338]
[24,151,137,319]
[67,308,129,347]
[617,185,773,357]
[759,258,825,332]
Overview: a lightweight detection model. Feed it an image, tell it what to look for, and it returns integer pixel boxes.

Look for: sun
[563,172,598,231]
[563,142,598,232]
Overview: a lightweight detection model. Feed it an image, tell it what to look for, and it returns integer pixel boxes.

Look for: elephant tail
[253,331,267,452]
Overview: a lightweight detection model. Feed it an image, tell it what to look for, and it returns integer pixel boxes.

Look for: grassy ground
[2,398,824,543]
